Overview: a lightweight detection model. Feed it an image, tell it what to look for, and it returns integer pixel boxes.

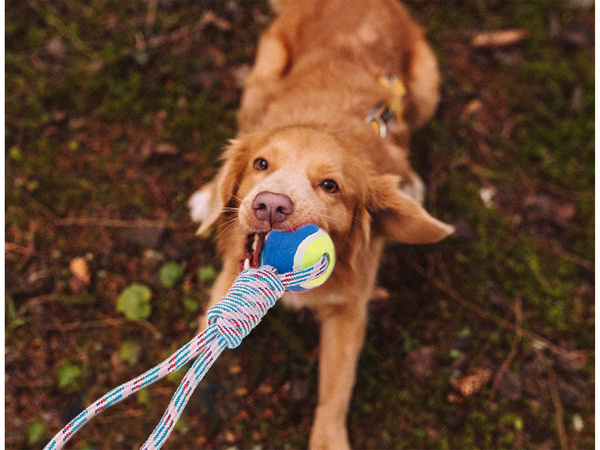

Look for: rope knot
[207,266,284,349]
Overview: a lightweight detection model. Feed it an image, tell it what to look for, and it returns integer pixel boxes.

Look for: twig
[42,315,163,340]
[54,217,176,229]
[404,259,592,360]
[138,11,224,53]
[23,194,177,230]
[488,295,522,401]
[548,366,569,450]
[145,0,159,35]
[5,241,45,258]
[41,317,125,331]
[18,294,57,316]
[24,192,60,225]
[139,319,163,340]
[44,13,99,60]
[10,380,54,388]
[535,178,590,201]
[550,243,594,272]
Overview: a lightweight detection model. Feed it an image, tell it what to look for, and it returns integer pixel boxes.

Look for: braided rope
[45,255,329,450]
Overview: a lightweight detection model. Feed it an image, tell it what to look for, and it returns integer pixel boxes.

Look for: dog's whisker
[214,217,239,243]
[230,194,243,203]
[315,212,340,223]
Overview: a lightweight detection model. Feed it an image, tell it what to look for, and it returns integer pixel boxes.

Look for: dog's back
[239,0,439,138]
[271,0,417,76]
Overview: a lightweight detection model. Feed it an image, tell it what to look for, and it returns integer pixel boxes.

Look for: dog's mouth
[241,232,267,271]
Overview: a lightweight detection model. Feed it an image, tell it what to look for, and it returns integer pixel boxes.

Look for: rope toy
[45,224,335,450]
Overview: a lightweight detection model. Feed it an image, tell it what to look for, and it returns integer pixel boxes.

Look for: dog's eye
[320,179,339,193]
[253,158,269,171]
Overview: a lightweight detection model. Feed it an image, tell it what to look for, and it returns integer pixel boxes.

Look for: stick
[5,241,45,258]
[548,366,569,450]
[54,217,176,229]
[550,243,594,272]
[488,295,522,401]
[41,317,125,331]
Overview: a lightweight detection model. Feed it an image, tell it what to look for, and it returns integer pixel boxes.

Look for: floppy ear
[188,140,247,236]
[345,202,372,271]
[369,174,454,243]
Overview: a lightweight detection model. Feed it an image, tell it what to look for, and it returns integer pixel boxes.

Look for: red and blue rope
[45,255,329,450]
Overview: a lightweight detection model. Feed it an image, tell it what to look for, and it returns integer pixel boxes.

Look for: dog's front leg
[310,301,368,450]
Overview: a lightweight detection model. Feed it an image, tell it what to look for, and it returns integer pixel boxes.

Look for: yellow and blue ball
[261,224,336,291]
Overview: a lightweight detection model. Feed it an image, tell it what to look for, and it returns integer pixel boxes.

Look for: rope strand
[44,255,329,450]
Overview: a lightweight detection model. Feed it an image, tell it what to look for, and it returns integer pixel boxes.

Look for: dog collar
[365,76,407,138]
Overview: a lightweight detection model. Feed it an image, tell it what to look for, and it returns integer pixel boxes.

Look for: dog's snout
[252,192,293,226]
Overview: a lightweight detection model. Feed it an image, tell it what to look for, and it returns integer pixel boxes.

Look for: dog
[189,0,453,448]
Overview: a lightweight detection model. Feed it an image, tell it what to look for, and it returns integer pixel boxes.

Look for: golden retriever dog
[189,0,453,447]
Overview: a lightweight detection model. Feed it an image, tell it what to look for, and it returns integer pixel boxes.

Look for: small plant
[198,265,217,284]
[117,283,152,320]
[27,419,46,444]
[57,363,84,392]
[120,340,142,366]
[160,262,183,288]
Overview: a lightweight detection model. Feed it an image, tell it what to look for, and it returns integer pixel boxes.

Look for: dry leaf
[451,367,492,397]
[69,257,90,285]
[460,99,483,120]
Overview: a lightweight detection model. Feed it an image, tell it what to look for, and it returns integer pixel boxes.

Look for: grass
[5,0,594,449]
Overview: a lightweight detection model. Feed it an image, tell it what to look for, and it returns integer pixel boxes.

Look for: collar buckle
[365,76,407,138]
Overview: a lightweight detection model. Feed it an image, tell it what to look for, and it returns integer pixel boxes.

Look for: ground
[5,0,594,449]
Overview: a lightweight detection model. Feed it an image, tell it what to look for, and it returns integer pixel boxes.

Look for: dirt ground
[5,0,594,449]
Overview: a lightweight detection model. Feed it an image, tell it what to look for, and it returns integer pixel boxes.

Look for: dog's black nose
[252,192,293,226]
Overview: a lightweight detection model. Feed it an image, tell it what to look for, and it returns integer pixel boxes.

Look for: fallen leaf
[451,367,492,397]
[69,257,91,285]
[479,186,496,208]
[460,99,483,120]
[154,142,179,155]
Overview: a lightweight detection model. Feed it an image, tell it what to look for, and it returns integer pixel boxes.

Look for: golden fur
[189,0,453,448]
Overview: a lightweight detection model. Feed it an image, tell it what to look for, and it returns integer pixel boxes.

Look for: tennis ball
[261,224,336,291]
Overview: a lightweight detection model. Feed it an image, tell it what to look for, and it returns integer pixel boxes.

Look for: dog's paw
[309,411,351,450]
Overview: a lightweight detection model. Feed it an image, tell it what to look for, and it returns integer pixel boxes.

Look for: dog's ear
[368,174,454,243]
[346,201,372,271]
[189,139,247,236]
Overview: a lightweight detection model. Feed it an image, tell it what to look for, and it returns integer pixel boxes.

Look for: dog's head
[190,126,453,270]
